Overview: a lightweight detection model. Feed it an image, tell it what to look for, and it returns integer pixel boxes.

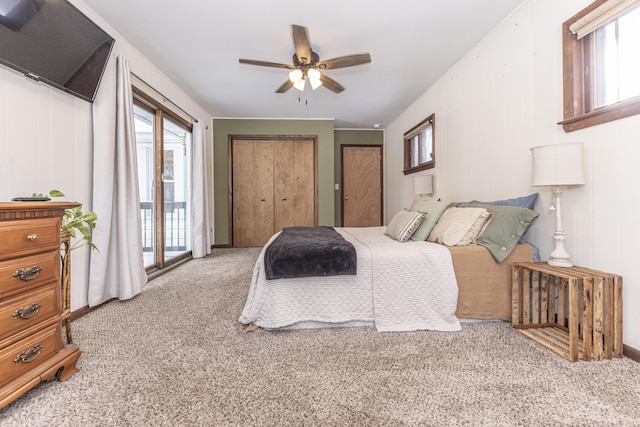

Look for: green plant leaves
[62,207,98,251]
[39,189,98,251]
[32,189,65,198]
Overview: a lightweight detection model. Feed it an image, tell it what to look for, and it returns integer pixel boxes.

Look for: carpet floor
[1,248,640,426]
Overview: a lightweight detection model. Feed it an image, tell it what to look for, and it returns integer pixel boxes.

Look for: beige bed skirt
[448,243,533,321]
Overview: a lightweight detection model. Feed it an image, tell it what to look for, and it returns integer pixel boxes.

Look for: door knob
[344,196,349,200]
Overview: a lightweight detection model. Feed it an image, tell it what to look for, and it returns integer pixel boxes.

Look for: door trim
[228,135,319,247]
[340,144,383,227]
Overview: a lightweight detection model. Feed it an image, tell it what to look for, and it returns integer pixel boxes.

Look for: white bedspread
[239,227,461,332]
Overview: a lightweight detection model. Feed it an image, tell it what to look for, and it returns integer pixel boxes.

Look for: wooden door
[232,137,316,247]
[342,145,383,227]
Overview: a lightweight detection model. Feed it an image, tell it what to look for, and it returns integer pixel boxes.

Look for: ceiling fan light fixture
[239,25,371,94]
[288,69,303,84]
[307,68,322,90]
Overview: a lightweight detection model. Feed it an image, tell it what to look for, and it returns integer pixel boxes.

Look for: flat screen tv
[0,0,114,102]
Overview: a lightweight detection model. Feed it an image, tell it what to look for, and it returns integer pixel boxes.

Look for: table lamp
[531,143,585,267]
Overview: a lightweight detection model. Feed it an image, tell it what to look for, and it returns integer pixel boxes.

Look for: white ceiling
[81,0,524,128]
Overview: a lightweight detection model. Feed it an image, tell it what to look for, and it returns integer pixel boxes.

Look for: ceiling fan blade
[292,24,312,64]
[239,59,294,69]
[319,74,345,93]
[317,53,372,70]
[275,80,294,93]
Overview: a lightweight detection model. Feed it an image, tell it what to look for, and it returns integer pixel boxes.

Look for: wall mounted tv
[0,0,114,102]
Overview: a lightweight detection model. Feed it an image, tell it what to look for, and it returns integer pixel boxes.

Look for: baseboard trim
[623,344,640,363]
[70,298,115,321]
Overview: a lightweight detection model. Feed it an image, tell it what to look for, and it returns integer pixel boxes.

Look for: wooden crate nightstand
[512,262,622,362]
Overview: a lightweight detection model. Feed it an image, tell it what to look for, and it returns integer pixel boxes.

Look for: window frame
[403,113,435,175]
[560,0,640,132]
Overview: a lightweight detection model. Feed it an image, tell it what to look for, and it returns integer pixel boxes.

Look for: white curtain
[191,119,211,258]
[88,56,147,307]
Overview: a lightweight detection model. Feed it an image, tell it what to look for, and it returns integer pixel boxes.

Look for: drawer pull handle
[27,234,39,241]
[13,303,42,320]
[13,266,42,282]
[14,344,43,365]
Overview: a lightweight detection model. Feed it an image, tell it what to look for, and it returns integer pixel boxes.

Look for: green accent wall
[333,129,384,226]
[212,119,335,246]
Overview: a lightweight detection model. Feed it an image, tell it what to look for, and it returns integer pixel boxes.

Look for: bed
[239,226,534,332]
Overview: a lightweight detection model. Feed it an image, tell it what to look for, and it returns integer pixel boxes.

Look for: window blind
[569,0,640,39]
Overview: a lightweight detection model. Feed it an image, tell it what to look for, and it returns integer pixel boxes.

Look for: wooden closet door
[273,139,315,232]
[232,140,274,247]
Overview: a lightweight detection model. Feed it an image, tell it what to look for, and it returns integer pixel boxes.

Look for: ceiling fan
[239,24,371,94]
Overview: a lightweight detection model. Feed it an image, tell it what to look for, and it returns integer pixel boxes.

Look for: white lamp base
[548,237,574,267]
[547,186,574,268]
[548,259,574,267]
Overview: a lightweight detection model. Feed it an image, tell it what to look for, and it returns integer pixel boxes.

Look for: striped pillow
[385,210,425,242]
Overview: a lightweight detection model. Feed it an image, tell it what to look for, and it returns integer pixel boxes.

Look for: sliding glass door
[134,99,192,272]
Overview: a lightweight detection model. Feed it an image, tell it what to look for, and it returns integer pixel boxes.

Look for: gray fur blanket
[264,226,357,280]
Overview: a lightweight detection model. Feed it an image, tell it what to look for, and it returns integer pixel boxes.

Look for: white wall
[385,0,640,350]
[0,0,214,311]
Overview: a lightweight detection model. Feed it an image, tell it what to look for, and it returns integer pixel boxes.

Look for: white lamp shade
[293,78,305,91]
[307,68,322,90]
[413,174,433,195]
[288,69,303,84]
[531,143,585,187]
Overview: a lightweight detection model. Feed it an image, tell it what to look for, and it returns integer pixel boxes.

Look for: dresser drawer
[0,284,58,342]
[0,322,61,388]
[0,251,59,299]
[0,217,60,260]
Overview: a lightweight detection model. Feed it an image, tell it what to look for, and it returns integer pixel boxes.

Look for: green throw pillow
[455,202,539,263]
[408,200,450,241]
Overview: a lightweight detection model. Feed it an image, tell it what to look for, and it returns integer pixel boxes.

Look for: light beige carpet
[2,248,640,426]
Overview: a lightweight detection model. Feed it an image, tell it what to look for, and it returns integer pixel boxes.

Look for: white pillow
[385,210,425,242]
[427,207,491,246]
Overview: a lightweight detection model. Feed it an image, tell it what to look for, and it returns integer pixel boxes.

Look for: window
[133,88,193,273]
[595,7,640,106]
[561,0,640,132]
[403,114,435,175]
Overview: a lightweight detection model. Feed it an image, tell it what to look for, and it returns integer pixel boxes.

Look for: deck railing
[140,201,187,252]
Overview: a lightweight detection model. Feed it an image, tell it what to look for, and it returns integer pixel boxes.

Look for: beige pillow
[385,210,425,242]
[427,207,491,246]
[458,211,493,245]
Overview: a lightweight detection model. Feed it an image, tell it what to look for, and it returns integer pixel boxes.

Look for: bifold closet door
[232,139,275,247]
[273,139,315,232]
[232,138,316,247]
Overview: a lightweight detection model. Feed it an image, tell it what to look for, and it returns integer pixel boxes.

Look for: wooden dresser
[0,202,81,409]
